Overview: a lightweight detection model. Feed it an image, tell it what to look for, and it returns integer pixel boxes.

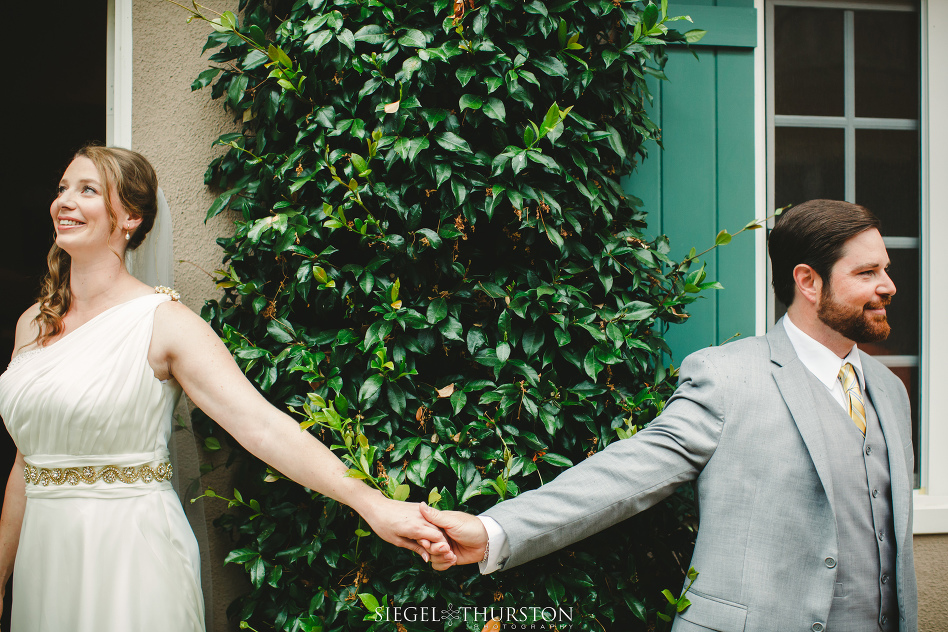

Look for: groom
[422,200,917,632]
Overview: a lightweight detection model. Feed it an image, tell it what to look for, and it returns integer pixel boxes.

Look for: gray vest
[806,372,898,631]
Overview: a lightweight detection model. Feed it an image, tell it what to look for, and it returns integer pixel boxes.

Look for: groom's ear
[791,263,822,306]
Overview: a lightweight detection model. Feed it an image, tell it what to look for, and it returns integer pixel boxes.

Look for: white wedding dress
[0,292,204,631]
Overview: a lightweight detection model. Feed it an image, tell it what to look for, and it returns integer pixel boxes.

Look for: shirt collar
[782,315,865,391]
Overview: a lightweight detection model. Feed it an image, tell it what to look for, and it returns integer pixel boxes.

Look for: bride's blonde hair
[35,145,160,346]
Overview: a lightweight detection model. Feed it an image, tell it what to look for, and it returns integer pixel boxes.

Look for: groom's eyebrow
[854,260,890,270]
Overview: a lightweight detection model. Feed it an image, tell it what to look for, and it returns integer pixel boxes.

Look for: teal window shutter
[623,1,758,362]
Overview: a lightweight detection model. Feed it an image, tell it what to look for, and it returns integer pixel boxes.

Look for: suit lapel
[768,323,838,514]
[861,355,911,547]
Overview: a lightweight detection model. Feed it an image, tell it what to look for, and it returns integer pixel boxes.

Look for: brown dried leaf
[436,383,455,398]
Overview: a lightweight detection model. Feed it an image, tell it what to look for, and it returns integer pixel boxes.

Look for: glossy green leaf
[540,452,573,467]
[715,230,732,245]
[434,132,472,153]
[459,94,484,110]
[191,68,221,91]
[393,484,410,501]
[398,29,427,48]
[483,98,506,121]
[427,298,448,323]
[684,29,707,44]
[354,24,387,44]
[358,374,384,403]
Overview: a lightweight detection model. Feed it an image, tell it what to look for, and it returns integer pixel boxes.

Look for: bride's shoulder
[12,303,42,356]
[16,302,41,324]
[153,296,209,334]
[151,296,221,362]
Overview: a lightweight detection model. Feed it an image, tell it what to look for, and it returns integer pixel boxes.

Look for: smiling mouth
[864,302,889,318]
[58,220,85,227]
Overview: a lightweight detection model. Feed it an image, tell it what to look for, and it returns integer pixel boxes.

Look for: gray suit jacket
[483,323,917,632]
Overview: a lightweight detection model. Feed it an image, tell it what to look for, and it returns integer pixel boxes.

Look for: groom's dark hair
[769,199,881,306]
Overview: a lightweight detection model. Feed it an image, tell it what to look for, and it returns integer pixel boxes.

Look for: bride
[0,145,444,631]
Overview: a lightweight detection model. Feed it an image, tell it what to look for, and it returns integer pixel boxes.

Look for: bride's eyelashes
[54,183,101,199]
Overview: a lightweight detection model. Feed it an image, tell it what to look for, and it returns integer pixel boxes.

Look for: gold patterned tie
[838,363,867,435]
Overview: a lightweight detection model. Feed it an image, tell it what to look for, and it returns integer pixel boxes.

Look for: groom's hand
[420,503,488,570]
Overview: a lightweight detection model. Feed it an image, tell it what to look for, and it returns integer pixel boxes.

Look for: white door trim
[106,0,133,149]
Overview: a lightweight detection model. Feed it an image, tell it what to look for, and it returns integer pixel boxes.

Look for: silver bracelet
[481,541,490,564]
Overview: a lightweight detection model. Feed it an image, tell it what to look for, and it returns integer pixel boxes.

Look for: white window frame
[756,0,948,533]
[915,0,948,532]
[106,0,133,149]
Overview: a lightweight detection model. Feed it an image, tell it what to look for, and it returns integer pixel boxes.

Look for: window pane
[855,129,919,237]
[854,10,919,119]
[775,127,845,209]
[856,247,919,358]
[774,7,845,116]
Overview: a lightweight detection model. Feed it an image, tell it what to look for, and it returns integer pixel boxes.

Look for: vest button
[872,489,880,498]
[812,623,825,632]
[881,573,889,584]
[881,615,888,625]
[879,530,885,541]
[824,557,837,568]
[866,445,873,455]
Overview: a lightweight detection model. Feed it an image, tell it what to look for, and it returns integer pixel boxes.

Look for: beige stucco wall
[132,1,245,631]
[915,534,948,631]
[129,3,948,632]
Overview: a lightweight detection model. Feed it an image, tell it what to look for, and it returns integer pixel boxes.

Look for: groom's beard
[817,285,892,343]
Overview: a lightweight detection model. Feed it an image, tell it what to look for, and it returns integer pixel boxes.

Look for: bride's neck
[68,255,137,309]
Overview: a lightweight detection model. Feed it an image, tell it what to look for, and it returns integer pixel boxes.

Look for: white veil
[126,187,175,288]
[126,188,214,631]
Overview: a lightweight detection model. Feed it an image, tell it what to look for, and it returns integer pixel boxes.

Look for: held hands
[359,494,487,571]
[419,503,487,570]
[358,493,450,562]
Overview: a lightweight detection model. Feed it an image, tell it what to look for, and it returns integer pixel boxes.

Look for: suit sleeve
[480,349,728,571]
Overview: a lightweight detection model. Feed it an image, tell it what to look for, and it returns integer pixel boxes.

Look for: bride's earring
[124,225,131,242]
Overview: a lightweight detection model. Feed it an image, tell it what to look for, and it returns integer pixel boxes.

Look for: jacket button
[812,623,825,632]
[824,557,837,568]
[866,445,873,455]
[881,615,888,625]
[872,489,879,498]
[881,573,889,584]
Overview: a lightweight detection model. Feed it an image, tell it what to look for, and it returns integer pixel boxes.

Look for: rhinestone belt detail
[24,463,173,486]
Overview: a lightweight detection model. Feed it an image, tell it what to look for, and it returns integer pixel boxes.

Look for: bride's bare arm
[0,452,26,615]
[0,308,40,615]
[148,300,444,558]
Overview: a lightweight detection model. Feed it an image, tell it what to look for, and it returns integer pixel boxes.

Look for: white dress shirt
[782,314,865,407]
[476,315,864,573]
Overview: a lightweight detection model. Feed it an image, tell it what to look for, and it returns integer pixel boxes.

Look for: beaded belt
[24,462,173,487]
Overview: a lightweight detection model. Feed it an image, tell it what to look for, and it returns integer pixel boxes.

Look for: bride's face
[50,156,130,255]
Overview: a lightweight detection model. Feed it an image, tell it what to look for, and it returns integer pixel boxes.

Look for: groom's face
[817,228,895,343]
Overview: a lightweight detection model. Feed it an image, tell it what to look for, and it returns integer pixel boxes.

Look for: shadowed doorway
[2,1,107,625]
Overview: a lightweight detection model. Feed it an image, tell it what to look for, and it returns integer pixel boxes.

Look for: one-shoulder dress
[0,293,204,631]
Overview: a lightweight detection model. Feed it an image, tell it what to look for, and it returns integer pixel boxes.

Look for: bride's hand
[358,495,448,561]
